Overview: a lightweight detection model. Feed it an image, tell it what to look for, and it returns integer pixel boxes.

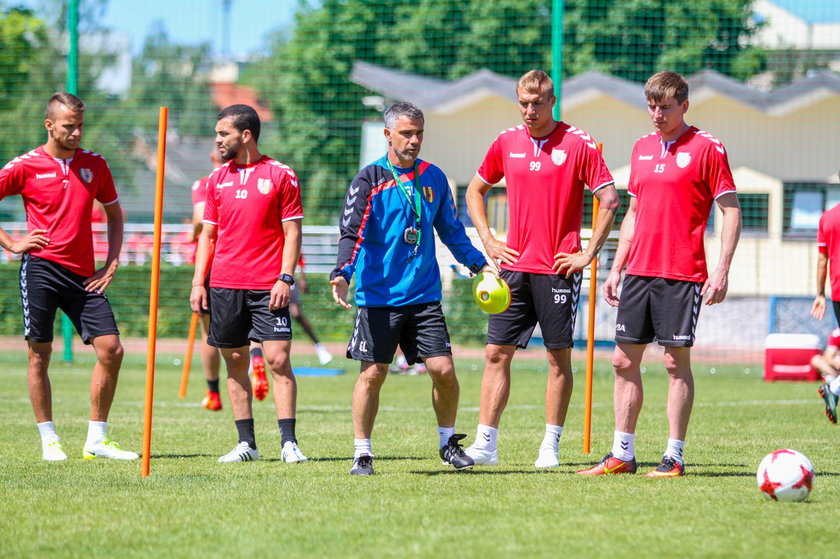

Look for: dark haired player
[190,104,307,464]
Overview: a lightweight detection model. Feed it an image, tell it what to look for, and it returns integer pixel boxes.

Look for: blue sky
[17,0,301,57]
[769,0,840,23]
[101,0,300,57]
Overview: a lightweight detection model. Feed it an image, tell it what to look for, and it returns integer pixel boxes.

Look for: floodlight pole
[67,0,79,94]
[551,0,563,120]
[61,0,80,363]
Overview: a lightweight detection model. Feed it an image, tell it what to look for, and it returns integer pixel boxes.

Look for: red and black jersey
[818,203,840,299]
[476,122,613,274]
[0,146,119,276]
[191,174,210,207]
[626,127,736,282]
[203,155,303,290]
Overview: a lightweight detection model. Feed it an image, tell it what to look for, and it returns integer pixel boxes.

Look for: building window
[740,193,770,233]
[784,182,837,236]
[583,189,631,229]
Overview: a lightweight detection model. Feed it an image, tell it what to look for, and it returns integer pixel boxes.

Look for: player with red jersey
[812,182,840,328]
[189,149,224,411]
[811,328,840,388]
[0,92,137,462]
[813,176,840,423]
[190,104,308,464]
[578,71,741,478]
[464,70,620,468]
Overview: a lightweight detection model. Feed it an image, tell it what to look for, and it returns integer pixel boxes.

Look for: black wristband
[279,273,295,286]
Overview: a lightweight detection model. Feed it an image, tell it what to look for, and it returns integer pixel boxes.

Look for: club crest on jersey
[80,168,93,183]
[257,178,271,195]
[551,149,566,166]
[423,185,434,203]
[676,152,691,168]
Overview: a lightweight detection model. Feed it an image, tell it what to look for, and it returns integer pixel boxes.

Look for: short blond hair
[645,71,689,104]
[517,70,554,98]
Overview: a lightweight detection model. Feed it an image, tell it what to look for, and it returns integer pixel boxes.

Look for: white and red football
[756,449,815,502]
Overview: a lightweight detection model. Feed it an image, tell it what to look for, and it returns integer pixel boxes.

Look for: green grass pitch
[0,347,836,558]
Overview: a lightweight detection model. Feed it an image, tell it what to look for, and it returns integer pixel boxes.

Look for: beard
[49,128,78,151]
[393,145,419,163]
[219,142,240,162]
[219,146,238,161]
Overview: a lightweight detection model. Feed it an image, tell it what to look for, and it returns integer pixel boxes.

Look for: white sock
[473,424,498,451]
[37,421,59,445]
[354,438,372,459]
[539,424,563,452]
[611,431,635,461]
[830,376,840,395]
[438,426,455,448]
[664,438,685,464]
[85,421,108,448]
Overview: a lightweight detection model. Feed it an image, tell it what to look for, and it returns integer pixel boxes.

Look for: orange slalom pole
[141,106,168,478]
[583,142,603,454]
[178,312,200,399]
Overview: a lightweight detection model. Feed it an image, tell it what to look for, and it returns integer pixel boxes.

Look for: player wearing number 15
[578,71,741,477]
[464,70,619,468]
[190,104,308,464]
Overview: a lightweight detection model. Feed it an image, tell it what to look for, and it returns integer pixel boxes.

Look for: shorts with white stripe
[19,254,120,344]
[614,275,702,347]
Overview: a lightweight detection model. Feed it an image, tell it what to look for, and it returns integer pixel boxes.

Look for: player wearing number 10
[190,104,308,464]
[464,70,620,468]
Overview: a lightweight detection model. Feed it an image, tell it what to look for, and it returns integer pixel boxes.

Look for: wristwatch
[279,273,295,286]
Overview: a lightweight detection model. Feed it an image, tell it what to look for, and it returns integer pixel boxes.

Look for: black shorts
[615,275,702,347]
[487,270,582,350]
[833,300,840,328]
[346,302,451,365]
[207,288,292,348]
[20,254,120,344]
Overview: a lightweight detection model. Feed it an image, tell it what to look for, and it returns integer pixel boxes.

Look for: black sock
[235,418,256,449]
[207,379,220,393]
[278,418,297,446]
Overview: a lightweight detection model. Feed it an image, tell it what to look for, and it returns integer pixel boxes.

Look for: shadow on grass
[411,468,552,476]
[151,453,214,459]
[263,455,427,463]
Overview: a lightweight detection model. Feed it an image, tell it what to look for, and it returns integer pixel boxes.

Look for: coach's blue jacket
[331,155,486,307]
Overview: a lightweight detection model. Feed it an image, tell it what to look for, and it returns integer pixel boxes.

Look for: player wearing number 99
[577,71,741,478]
[190,104,308,465]
[330,102,491,476]
[464,70,619,468]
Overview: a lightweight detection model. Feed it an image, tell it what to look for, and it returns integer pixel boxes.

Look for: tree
[563,0,764,82]
[0,7,57,164]
[121,22,216,137]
